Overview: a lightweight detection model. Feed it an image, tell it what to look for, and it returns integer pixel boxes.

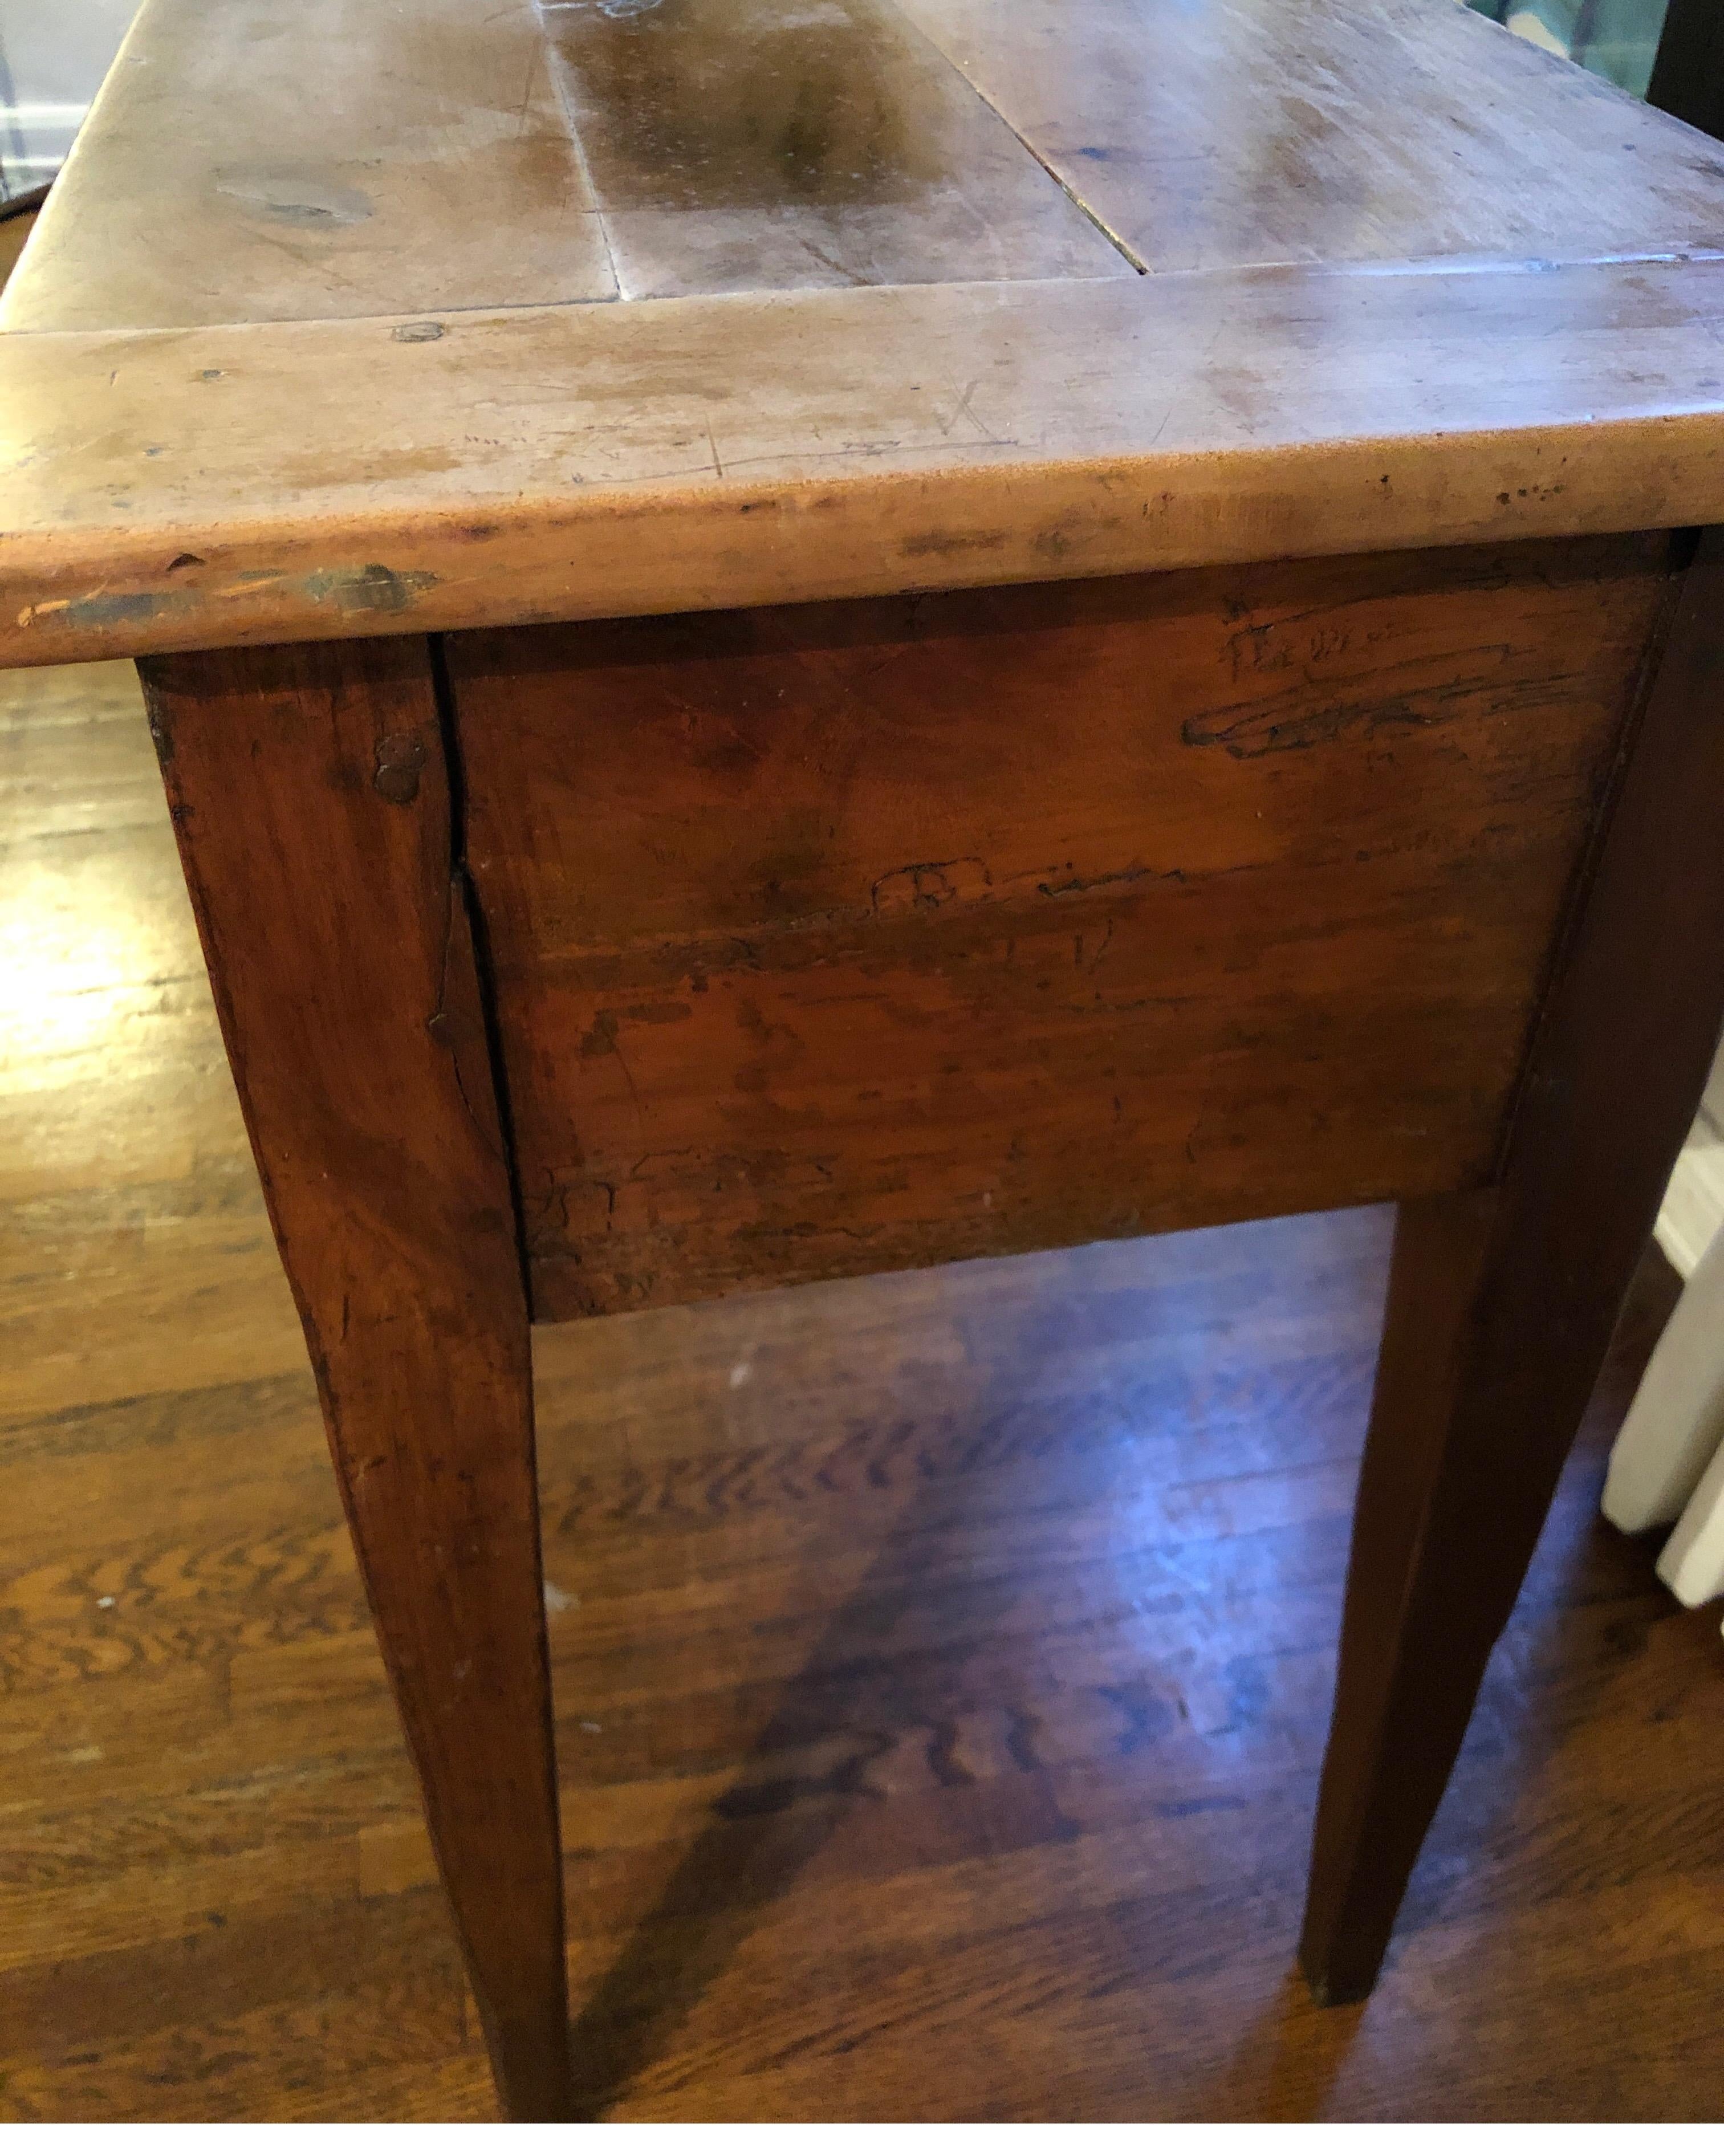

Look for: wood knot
[373,732,426,805]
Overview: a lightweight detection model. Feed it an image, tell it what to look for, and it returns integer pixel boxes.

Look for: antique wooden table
[7,0,1724,2120]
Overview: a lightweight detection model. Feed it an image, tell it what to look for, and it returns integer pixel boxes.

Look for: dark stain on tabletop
[543,0,949,213]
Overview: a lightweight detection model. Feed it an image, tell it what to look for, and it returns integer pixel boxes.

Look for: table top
[7,0,1724,666]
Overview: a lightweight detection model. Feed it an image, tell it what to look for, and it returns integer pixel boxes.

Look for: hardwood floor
[1,654,1721,2121]
[0,208,36,292]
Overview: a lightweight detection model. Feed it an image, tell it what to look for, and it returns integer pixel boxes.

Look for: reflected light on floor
[0,857,168,1070]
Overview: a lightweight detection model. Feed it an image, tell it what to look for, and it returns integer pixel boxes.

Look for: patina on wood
[9,0,1724,2122]
[447,532,1678,1321]
[18,0,1724,330]
[1301,528,1724,2003]
[137,639,571,2120]
[7,0,1724,665]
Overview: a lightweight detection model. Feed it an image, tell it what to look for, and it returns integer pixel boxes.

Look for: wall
[0,0,139,193]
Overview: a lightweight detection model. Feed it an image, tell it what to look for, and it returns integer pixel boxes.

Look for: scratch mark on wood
[872,858,993,913]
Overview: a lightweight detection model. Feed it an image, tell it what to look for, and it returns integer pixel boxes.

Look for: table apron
[442,531,1683,1322]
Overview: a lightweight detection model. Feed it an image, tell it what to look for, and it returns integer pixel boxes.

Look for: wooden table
[7,0,1724,2121]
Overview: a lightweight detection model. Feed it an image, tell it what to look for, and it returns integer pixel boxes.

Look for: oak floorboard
[1,659,1719,2120]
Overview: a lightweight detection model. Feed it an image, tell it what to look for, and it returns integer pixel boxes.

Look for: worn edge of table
[9,255,1724,667]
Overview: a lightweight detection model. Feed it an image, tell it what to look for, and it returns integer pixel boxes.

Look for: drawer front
[449,534,1676,1320]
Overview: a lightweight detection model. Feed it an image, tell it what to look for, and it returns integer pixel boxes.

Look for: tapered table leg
[1302,532,1724,2003]
[140,638,571,2118]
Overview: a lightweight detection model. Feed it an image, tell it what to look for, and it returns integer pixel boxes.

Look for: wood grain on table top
[17,0,1724,328]
[7,0,1724,664]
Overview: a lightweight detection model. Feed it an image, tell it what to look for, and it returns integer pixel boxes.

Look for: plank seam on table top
[6,242,1724,343]
[16,0,1724,333]
[528,0,624,307]
[524,0,1148,294]
[861,0,1149,276]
